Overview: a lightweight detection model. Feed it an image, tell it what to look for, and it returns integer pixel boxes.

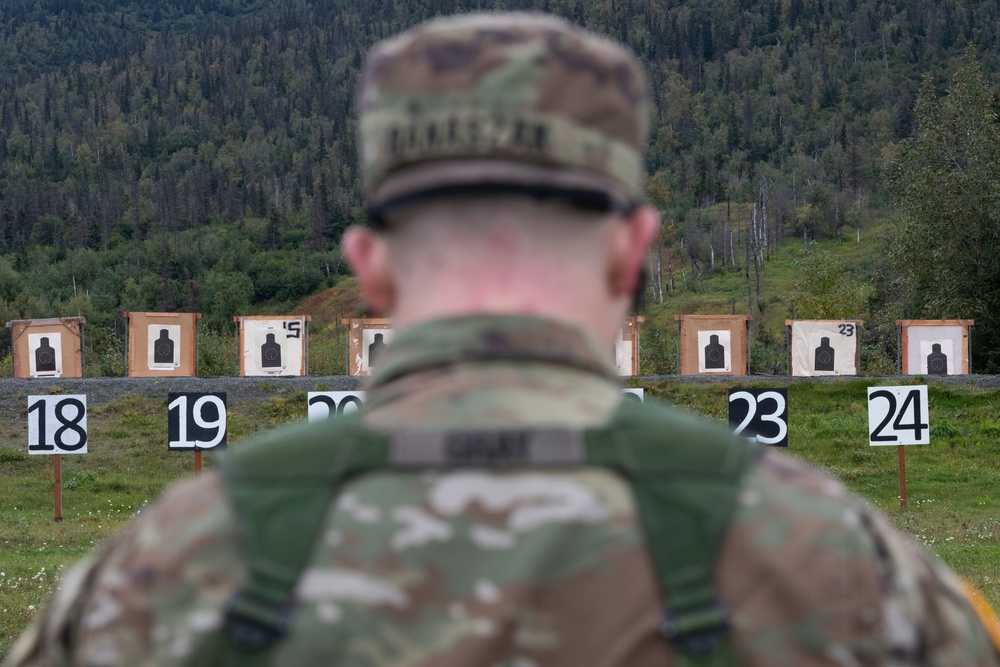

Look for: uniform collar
[366,315,619,388]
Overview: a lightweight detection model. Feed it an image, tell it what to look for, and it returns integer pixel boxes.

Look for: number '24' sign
[867,386,930,446]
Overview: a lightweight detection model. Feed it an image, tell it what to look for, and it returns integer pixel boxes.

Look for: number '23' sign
[728,388,788,447]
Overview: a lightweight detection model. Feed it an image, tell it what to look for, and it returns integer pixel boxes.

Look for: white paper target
[614,335,634,377]
[27,333,63,378]
[697,330,732,373]
[243,320,304,376]
[360,329,393,376]
[147,324,181,370]
[790,322,858,376]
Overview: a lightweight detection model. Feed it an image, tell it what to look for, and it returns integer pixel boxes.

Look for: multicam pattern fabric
[5,315,1000,666]
[359,13,651,208]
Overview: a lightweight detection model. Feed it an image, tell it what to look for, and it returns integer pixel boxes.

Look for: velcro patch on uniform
[390,429,584,467]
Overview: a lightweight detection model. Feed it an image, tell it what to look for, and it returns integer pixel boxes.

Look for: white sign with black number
[308,391,366,422]
[168,392,228,450]
[27,395,88,455]
[728,388,788,447]
[622,388,644,403]
[868,386,929,446]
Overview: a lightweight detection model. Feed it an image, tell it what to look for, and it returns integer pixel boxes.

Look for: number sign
[27,395,88,454]
[168,393,228,450]
[867,386,929,445]
[308,391,365,422]
[622,388,644,402]
[728,388,788,447]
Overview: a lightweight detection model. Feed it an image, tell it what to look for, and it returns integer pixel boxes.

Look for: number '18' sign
[168,393,228,450]
[27,395,88,454]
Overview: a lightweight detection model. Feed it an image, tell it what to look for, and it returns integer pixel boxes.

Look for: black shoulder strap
[217,399,755,665]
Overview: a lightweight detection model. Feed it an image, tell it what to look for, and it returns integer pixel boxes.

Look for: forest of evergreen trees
[2,0,999,371]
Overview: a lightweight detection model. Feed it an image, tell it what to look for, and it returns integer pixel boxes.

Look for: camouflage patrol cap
[359,13,650,217]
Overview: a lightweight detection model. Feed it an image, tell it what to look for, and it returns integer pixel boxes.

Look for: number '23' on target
[868,386,930,445]
[27,395,88,454]
[168,393,227,450]
[728,388,788,447]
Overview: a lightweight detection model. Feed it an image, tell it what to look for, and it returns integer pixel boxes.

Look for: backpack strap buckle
[223,588,295,651]
[660,598,731,657]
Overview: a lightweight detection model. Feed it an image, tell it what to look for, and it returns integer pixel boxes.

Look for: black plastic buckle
[224,589,295,651]
[660,599,731,657]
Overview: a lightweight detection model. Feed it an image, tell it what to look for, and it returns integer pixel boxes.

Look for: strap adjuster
[224,588,295,651]
[660,599,730,656]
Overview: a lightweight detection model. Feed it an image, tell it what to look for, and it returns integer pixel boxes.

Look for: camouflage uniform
[6,13,1000,667]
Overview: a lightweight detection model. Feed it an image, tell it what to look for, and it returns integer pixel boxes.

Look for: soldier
[6,13,1000,667]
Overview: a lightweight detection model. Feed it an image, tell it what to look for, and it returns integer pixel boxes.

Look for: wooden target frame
[615,316,644,377]
[341,318,393,376]
[675,314,750,376]
[897,319,973,375]
[124,312,201,377]
[234,315,311,377]
[6,317,86,378]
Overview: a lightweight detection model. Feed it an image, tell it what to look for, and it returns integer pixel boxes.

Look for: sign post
[867,385,929,508]
[27,395,89,522]
[53,455,62,522]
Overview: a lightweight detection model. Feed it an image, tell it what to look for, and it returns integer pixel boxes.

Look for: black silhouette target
[35,337,57,372]
[926,344,948,375]
[368,333,387,369]
[814,337,836,371]
[260,333,282,368]
[153,329,175,364]
[704,334,726,369]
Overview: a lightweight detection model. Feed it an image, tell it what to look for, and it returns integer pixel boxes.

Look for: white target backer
[790,321,859,376]
[243,319,305,376]
[27,333,63,378]
[697,330,731,373]
[147,324,181,370]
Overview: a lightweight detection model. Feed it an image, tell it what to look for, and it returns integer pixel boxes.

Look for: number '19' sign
[168,393,228,450]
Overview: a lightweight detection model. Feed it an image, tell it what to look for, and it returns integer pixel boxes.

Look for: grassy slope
[1,380,999,655]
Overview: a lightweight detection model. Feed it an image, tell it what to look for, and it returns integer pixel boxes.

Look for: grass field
[2,379,999,656]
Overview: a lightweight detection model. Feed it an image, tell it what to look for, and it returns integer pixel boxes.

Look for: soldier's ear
[607,205,660,299]
[342,226,396,314]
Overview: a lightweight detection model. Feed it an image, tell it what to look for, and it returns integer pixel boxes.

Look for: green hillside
[3,0,1000,372]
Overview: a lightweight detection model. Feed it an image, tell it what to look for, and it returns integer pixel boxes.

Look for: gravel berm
[4,373,1000,420]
